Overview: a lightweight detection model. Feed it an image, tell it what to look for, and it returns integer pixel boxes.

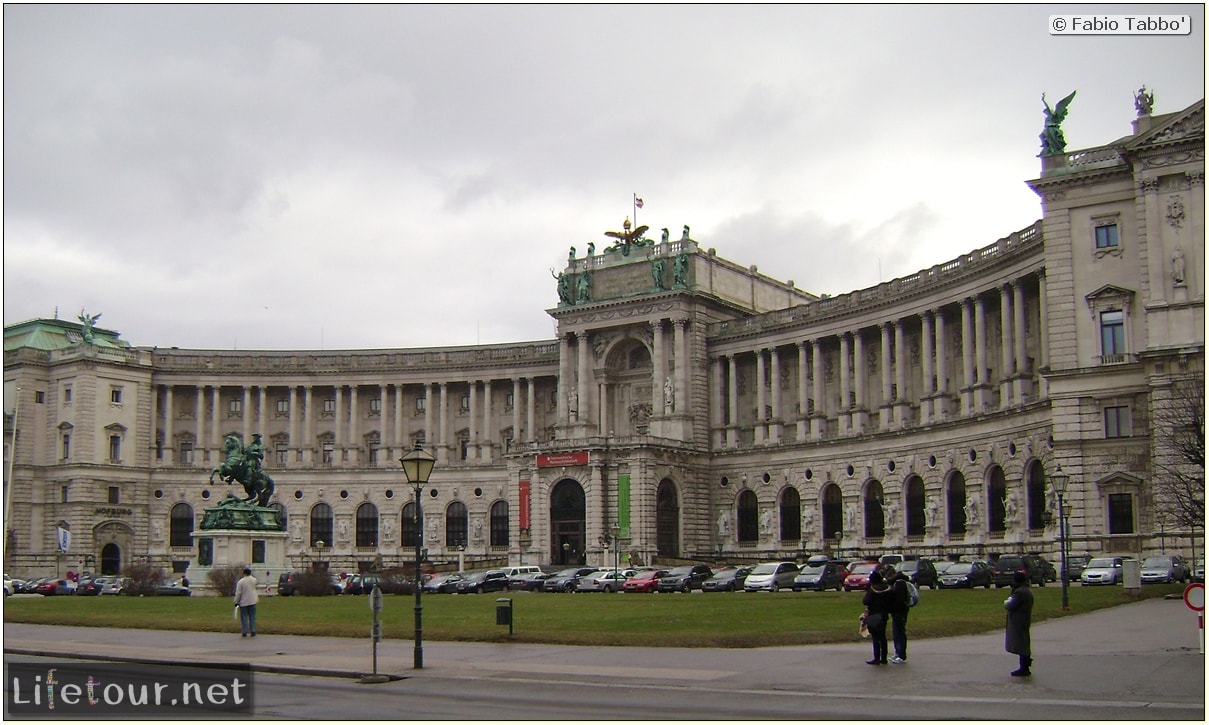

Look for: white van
[502,566,542,578]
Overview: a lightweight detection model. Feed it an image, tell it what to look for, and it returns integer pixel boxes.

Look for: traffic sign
[1183,582,1204,612]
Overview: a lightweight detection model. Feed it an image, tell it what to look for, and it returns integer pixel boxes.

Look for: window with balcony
[1100,310,1125,360]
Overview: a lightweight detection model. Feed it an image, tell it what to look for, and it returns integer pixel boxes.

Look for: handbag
[233,605,240,620]
[858,612,870,639]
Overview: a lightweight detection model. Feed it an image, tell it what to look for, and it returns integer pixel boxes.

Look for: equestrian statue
[209,433,275,507]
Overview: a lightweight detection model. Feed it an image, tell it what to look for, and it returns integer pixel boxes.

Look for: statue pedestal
[190,497,289,595]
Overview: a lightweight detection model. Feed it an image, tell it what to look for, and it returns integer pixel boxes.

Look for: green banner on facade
[619,473,631,538]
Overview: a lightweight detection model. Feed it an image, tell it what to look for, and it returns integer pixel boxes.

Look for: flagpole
[633,194,637,229]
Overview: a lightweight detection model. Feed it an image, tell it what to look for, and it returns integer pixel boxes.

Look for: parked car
[3,575,13,596]
[424,573,466,594]
[452,570,511,594]
[624,569,668,593]
[501,566,544,579]
[153,582,192,596]
[792,562,845,592]
[278,572,300,596]
[743,562,800,593]
[1080,556,1127,585]
[1037,557,1058,582]
[843,562,880,592]
[1193,557,1205,584]
[36,578,76,596]
[507,572,551,591]
[895,559,940,589]
[101,577,126,595]
[542,567,599,593]
[933,561,956,576]
[1140,555,1188,584]
[701,566,752,592]
[576,570,633,593]
[344,574,387,595]
[656,564,714,593]
[1065,554,1091,581]
[938,561,994,589]
[75,576,106,596]
[992,554,1047,588]
[21,577,51,594]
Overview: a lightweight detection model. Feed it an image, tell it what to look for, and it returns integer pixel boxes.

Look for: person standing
[885,564,911,664]
[862,570,894,665]
[234,568,259,638]
[1004,570,1034,676]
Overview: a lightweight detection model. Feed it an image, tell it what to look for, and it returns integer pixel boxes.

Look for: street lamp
[1049,464,1071,611]
[400,442,436,669]
[611,524,621,577]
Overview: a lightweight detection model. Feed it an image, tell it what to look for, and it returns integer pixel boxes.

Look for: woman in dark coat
[862,570,895,665]
[1004,571,1034,676]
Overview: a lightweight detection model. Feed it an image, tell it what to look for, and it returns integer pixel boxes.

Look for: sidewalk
[4,597,1204,709]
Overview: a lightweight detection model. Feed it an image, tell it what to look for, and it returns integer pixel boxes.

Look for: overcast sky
[4,4,1204,351]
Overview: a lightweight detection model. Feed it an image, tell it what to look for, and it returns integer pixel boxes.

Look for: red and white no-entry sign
[1184,582,1205,655]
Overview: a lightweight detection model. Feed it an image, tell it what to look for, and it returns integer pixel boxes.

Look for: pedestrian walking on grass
[862,570,894,665]
[234,568,259,637]
[1004,570,1033,676]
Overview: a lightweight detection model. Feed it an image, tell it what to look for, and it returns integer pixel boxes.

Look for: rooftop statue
[209,433,276,507]
[603,218,651,257]
[1039,90,1076,156]
[77,309,102,344]
[551,268,573,305]
[1135,85,1154,116]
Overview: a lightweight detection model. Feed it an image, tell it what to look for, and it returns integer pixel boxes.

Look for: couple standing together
[861,564,911,665]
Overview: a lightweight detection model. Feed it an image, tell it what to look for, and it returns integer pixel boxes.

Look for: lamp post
[1049,464,1071,611]
[611,524,621,577]
[400,442,436,670]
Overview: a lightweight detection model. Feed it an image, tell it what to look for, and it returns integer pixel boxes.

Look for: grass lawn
[4,583,1183,648]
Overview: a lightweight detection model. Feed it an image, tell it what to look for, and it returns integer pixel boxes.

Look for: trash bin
[495,597,512,626]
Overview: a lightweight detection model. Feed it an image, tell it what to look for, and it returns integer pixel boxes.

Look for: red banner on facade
[519,480,530,530]
[536,451,589,467]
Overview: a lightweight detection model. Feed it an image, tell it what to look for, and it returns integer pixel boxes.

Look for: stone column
[713,356,726,448]
[853,331,867,433]
[961,298,975,415]
[258,387,267,437]
[526,378,536,444]
[577,333,590,424]
[558,334,571,425]
[512,378,522,452]
[920,311,934,423]
[797,341,809,440]
[1037,273,1049,400]
[210,386,220,461]
[163,386,175,465]
[839,333,851,435]
[438,382,448,464]
[423,383,434,450]
[974,294,990,411]
[393,384,404,461]
[241,386,251,443]
[880,323,893,428]
[769,345,782,443]
[935,308,949,418]
[811,339,825,440]
[755,348,767,445]
[482,379,493,462]
[674,318,689,415]
[303,386,313,465]
[1013,280,1030,402]
[468,381,478,460]
[727,355,739,447]
[894,319,908,426]
[334,385,344,450]
[195,386,206,458]
[290,386,299,463]
[598,378,608,434]
[348,385,359,465]
[999,284,1014,408]
[652,320,665,414]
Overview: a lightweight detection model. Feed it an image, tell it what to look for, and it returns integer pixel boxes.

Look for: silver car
[1140,555,1187,584]
[743,562,800,593]
[1080,557,1125,585]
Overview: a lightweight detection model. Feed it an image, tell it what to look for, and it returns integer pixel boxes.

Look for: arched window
[905,476,926,537]
[490,501,509,547]
[822,484,843,540]
[356,502,378,547]
[169,503,193,547]
[947,473,967,534]
[445,501,468,546]
[737,489,759,542]
[779,488,801,541]
[864,480,885,538]
[988,466,1007,532]
[401,502,418,548]
[310,503,333,547]
[1026,461,1046,529]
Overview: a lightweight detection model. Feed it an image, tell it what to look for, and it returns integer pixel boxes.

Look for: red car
[623,569,666,593]
[842,562,880,592]
[36,578,76,596]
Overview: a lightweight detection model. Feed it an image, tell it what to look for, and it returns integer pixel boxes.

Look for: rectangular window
[61,485,69,503]
[276,399,289,415]
[1094,224,1119,249]
[110,388,122,404]
[64,387,72,404]
[369,445,379,465]
[62,434,71,460]
[322,444,334,464]
[251,540,266,564]
[460,394,470,411]
[1104,406,1131,438]
[415,397,426,412]
[35,391,45,404]
[108,486,120,504]
[369,398,381,413]
[228,398,241,415]
[109,435,122,461]
[1100,310,1125,356]
[276,447,288,465]
[1108,493,1134,534]
[460,439,470,461]
[505,392,515,408]
[323,398,336,414]
[180,441,194,464]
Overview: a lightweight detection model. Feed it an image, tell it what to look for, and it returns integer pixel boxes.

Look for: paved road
[4,596,1204,719]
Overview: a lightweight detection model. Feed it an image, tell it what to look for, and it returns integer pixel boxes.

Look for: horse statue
[209,434,275,507]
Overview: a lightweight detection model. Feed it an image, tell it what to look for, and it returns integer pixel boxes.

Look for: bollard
[495,597,513,636]
[359,585,390,684]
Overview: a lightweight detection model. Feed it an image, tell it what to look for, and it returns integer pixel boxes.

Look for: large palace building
[4,97,1204,581]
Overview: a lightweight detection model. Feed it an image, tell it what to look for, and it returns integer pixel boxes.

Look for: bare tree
[1151,370,1205,550]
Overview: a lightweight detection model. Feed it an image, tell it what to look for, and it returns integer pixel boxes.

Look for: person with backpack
[861,569,895,665]
[884,564,915,664]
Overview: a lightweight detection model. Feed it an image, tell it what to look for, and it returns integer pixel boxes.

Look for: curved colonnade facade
[3,99,1203,579]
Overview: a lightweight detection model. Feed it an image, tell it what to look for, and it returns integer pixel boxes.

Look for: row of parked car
[5,574,192,596]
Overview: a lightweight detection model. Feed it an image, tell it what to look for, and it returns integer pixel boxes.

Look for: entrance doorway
[100,542,121,575]
[550,479,585,565]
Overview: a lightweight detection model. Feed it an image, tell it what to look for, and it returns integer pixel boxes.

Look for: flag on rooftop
[633,194,644,209]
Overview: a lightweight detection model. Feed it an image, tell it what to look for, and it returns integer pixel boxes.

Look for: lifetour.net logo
[5,660,254,717]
